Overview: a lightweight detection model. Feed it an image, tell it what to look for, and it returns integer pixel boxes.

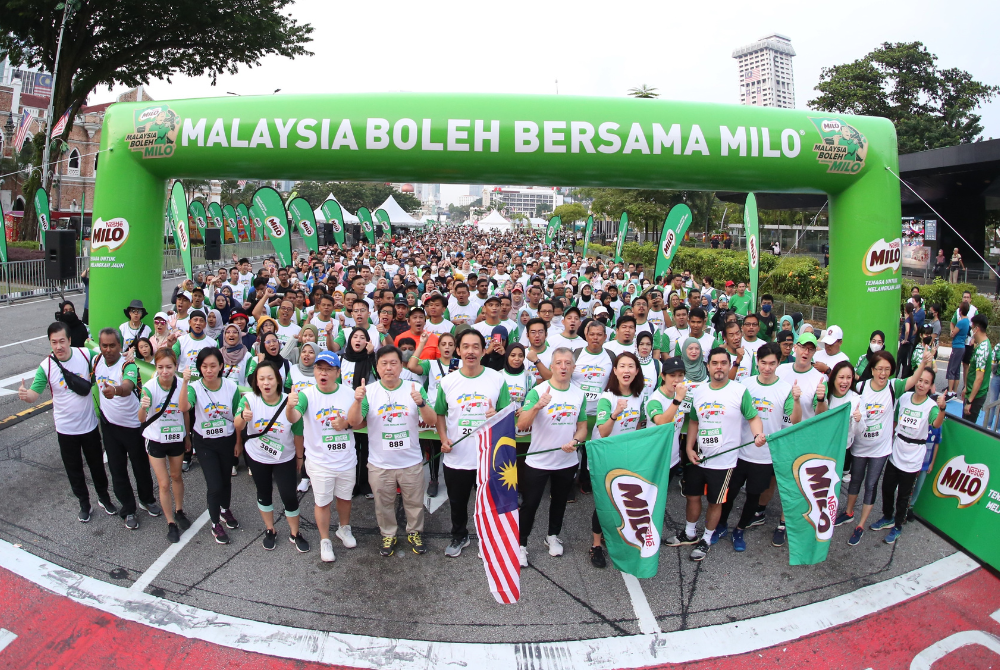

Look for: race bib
[383,430,410,450]
[698,427,722,448]
[458,417,485,439]
[582,384,601,402]
[862,422,883,440]
[201,419,227,437]
[322,433,350,451]
[898,414,921,436]
[259,435,284,457]
[160,424,185,443]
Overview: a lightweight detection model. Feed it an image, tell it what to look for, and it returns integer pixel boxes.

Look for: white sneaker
[336,525,357,548]
[231,466,238,477]
[545,535,564,557]
[518,546,528,567]
[320,538,335,562]
[297,478,311,493]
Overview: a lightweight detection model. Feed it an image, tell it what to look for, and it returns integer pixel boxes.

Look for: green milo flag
[357,207,376,244]
[189,199,207,236]
[223,204,239,242]
[545,215,561,246]
[768,403,850,566]
[588,423,675,578]
[34,187,51,248]
[320,199,346,247]
[653,204,692,280]
[0,199,8,263]
[253,187,291,264]
[582,215,594,258]
[374,208,392,239]
[614,212,628,263]
[207,201,226,240]
[236,203,251,241]
[249,203,266,241]
[288,197,319,253]
[167,181,193,279]
[745,193,760,311]
[914,418,1000,571]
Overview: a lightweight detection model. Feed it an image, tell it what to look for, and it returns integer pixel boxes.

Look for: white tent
[314,194,359,224]
[478,209,511,232]
[373,195,423,227]
[528,217,548,229]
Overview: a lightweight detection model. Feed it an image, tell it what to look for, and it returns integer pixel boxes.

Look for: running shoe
[290,533,310,553]
[842,472,852,484]
[231,466,238,477]
[181,460,191,473]
[97,498,118,516]
[78,505,92,523]
[518,546,528,567]
[262,529,277,550]
[690,539,710,561]
[590,545,607,568]
[335,525,357,548]
[885,527,902,545]
[138,500,162,517]
[379,535,397,557]
[771,525,786,547]
[220,508,240,529]
[905,508,916,522]
[869,517,894,531]
[320,538,335,562]
[407,532,427,555]
[174,510,191,531]
[748,511,766,527]
[167,523,180,543]
[834,511,855,527]
[124,514,139,530]
[848,526,864,546]
[365,492,374,500]
[732,528,746,552]
[665,530,699,546]
[427,480,439,498]
[444,535,470,558]
[212,523,229,545]
[710,526,728,545]
[545,535,564,556]
[297,478,311,493]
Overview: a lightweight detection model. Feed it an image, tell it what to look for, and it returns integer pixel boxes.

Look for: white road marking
[621,572,661,634]
[128,510,211,593]
[0,370,42,397]
[0,335,47,349]
[0,628,16,654]
[992,607,1000,624]
[910,630,1000,669]
[0,540,978,669]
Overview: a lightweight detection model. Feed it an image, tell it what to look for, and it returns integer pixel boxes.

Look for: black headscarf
[341,326,375,388]
[857,329,886,384]
[504,343,527,375]
[261,333,286,371]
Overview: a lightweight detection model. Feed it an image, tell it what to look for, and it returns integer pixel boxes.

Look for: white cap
[594,305,610,317]
[153,311,169,322]
[821,325,844,344]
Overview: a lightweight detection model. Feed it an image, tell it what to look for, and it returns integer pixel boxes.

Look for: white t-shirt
[31,348,99,435]
[94,355,141,428]
[275,321,302,346]
[309,314,339,340]
[646,388,683,467]
[605,339,637,358]
[221,350,253,388]
[238,392,301,464]
[424,318,455,335]
[738,376,794,465]
[296,384,358,472]
[776,363,828,422]
[525,344,555,385]
[813,349,850,371]
[522,381,587,470]
[829,391,863,448]
[141,378,185,444]
[891,392,940,473]
[591,391,644,439]
[435,368,511,470]
[188,378,240,439]
[361,379,428,470]
[854,378,907,459]
[119,322,151,351]
[446,298,478,326]
[571,348,614,412]
[287,366,315,394]
[175,333,218,377]
[547,332,584,352]
[687,380,758,470]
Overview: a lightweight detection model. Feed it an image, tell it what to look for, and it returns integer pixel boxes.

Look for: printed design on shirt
[752,396,775,415]
[792,454,840,542]
[203,401,229,419]
[863,401,885,420]
[578,365,606,382]
[95,373,117,388]
[697,401,726,418]
[315,406,345,427]
[617,407,641,431]
[933,455,989,509]
[507,383,526,404]
[546,402,577,423]
[376,402,409,420]
[457,392,489,412]
[251,415,285,434]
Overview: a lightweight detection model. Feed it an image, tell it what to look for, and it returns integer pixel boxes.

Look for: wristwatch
[415,400,426,408]
[671,398,682,406]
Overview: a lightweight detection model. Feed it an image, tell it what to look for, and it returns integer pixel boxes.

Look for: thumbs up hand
[354,378,366,402]
[17,378,29,402]
[816,381,827,402]
[485,398,496,418]
[410,382,424,406]
[792,380,801,401]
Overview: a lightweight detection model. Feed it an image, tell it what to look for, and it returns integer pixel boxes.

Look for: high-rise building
[732,34,796,109]
[487,187,563,217]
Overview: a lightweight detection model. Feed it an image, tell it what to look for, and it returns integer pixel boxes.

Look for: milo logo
[330,219,342,233]
[660,229,676,261]
[265,216,285,238]
[91,217,130,252]
[810,117,867,175]
[175,218,189,251]
[127,105,180,159]
[298,219,314,237]
[605,469,660,557]
[196,216,206,229]
[39,213,49,231]
[361,219,373,233]
[748,234,758,268]
[253,217,262,228]
[793,454,840,541]
[821,120,842,133]
[934,455,989,508]
[863,237,901,276]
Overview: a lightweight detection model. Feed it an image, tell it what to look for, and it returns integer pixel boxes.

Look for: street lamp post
[40,1,76,192]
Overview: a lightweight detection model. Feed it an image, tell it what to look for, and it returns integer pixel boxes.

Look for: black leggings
[194,432,236,524]
[422,437,441,482]
[519,464,577,544]
[882,460,918,529]
[353,432,372,496]
[443,465,477,539]
[246,454,299,516]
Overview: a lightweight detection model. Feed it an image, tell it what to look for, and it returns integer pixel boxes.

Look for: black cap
[776,330,795,343]
[394,295,408,305]
[661,356,685,375]
[483,294,501,304]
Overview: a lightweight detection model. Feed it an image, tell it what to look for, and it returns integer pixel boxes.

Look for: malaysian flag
[473,404,520,604]
[32,72,53,97]
[238,180,248,188]
[50,107,72,139]
[13,110,33,152]
[746,67,761,82]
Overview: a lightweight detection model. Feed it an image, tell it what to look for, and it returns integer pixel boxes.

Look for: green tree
[220,179,254,206]
[627,85,659,99]
[1,0,314,239]
[809,42,998,154]
[552,202,587,225]
[534,202,552,217]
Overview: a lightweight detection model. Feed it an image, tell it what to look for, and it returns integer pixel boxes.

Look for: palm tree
[628,85,659,99]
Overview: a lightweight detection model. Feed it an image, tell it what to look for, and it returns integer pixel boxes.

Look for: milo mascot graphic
[810,118,868,175]
[128,105,180,159]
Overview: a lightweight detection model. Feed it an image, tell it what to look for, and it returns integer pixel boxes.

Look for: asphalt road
[0,280,960,644]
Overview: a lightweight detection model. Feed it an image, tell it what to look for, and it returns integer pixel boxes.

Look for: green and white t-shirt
[172,333,218,378]
[361,379,428,470]
[424,317,455,336]
[966,338,992,401]
[221,350,253,388]
[94,355,140,428]
[645,388,683,467]
[658,325,689,356]
[525,344,554,385]
[237,392,303,464]
[522,381,587,470]
[592,391,644,439]
[854,378,907,459]
[776,363,827,422]
[296,383,357,471]
[435,368,512,470]
[570,347,614,412]
[187,377,241,439]
[287,366,315,394]
[892,391,940,473]
[687,380,759,470]
[141,377,185,444]
[738,376,794,465]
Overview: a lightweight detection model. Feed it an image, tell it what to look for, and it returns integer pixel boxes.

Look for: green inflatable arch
[90,94,901,357]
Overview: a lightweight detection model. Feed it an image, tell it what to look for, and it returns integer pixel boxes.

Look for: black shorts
[733,458,774,495]
[682,464,733,504]
[146,439,185,459]
[962,344,974,365]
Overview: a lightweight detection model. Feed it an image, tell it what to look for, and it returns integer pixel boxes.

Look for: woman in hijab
[681,337,709,390]
[855,330,886,383]
[779,314,800,337]
[253,316,278,355]
[340,326,376,388]
[220,323,252,387]
[205,309,225,342]
[288,341,319,393]
[213,292,233,324]
[247,332,291,390]
[576,283,595,318]
[280,323,319,364]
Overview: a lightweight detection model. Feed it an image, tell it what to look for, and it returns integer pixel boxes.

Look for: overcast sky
[97,0,999,206]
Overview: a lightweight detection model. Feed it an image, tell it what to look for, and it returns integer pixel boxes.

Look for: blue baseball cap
[315,351,341,367]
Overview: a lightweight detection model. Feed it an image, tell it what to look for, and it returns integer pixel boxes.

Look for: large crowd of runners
[18,224,978,568]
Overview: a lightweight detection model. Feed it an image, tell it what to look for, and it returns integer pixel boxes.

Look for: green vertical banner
[250,203,267,241]
[914,418,1000,571]
[374,208,392,240]
[0,199,8,264]
[588,424,675,578]
[207,201,226,241]
[357,207,376,244]
[223,204,239,243]
[190,200,207,230]
[236,203,251,241]
[768,403,849,565]
[34,187,51,248]
[167,181,193,279]
[253,187,291,265]
[614,212,628,263]
[653,204,693,280]
[545,215,561,246]
[745,193,760,311]
[582,215,593,259]
[288,197,319,253]
[320,199,346,247]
